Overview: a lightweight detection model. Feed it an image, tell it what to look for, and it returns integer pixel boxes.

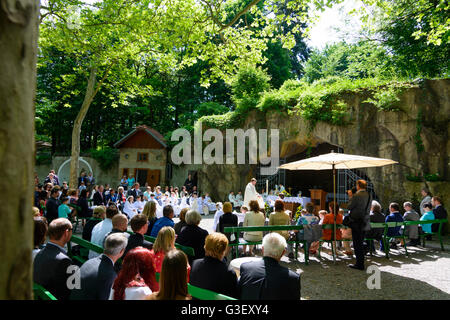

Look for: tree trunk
[0,0,39,299]
[69,67,97,188]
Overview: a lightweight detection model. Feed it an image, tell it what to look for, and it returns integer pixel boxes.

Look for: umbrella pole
[333,164,336,264]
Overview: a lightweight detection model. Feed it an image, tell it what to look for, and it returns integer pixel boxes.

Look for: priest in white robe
[243,178,264,209]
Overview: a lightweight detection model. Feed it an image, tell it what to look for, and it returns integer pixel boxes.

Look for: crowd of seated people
[32,173,447,301]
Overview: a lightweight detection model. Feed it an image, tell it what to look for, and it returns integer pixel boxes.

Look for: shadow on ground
[277,243,450,300]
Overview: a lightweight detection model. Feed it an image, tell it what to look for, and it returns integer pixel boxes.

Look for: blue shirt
[58,204,71,218]
[385,211,404,236]
[420,211,435,234]
[150,216,175,238]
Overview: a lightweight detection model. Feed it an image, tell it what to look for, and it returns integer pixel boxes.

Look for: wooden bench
[33,283,57,300]
[223,225,310,264]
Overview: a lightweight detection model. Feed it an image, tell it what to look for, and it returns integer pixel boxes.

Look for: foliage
[406,173,423,182]
[89,147,119,172]
[36,152,52,166]
[359,0,449,78]
[231,66,271,112]
[303,42,394,83]
[363,87,402,111]
[199,111,243,130]
[424,173,445,182]
[405,172,445,182]
[360,0,450,46]
[257,90,289,113]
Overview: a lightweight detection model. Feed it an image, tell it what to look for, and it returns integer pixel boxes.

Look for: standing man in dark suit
[122,214,153,258]
[93,185,106,206]
[184,174,194,194]
[432,196,448,234]
[70,233,128,300]
[45,187,61,223]
[346,179,371,271]
[33,218,74,300]
[238,232,300,300]
[128,182,141,199]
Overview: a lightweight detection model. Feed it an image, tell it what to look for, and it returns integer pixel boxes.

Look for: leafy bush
[279,79,306,92]
[199,111,243,130]
[364,86,402,111]
[36,152,52,165]
[406,174,423,182]
[257,90,288,113]
[231,66,270,112]
[424,173,444,182]
[89,147,119,172]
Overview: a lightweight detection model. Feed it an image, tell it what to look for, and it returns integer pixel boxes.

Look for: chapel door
[147,169,160,188]
[135,169,148,187]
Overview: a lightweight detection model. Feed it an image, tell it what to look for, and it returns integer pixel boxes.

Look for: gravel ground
[193,214,450,300]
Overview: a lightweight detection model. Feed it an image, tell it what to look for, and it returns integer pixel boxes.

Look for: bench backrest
[70,235,104,254]
[403,219,447,226]
[224,219,449,236]
[126,231,195,257]
[224,225,305,233]
[33,283,57,300]
[155,272,236,300]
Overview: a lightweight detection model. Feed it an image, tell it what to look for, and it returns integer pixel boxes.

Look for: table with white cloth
[207,202,217,212]
[265,196,311,218]
[229,257,261,277]
[266,196,311,206]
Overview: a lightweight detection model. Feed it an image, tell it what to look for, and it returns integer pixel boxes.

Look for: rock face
[199,79,449,209]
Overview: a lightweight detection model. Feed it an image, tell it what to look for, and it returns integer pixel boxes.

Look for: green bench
[33,283,57,300]
[223,225,310,263]
[155,272,236,300]
[365,219,447,259]
[317,224,353,259]
[403,219,447,250]
[67,234,104,264]
[138,232,195,257]
[66,236,234,301]
[364,222,386,256]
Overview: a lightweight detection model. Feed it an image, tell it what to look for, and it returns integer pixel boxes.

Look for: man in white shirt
[89,205,119,258]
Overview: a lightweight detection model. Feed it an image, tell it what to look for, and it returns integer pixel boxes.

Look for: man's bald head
[112,214,128,232]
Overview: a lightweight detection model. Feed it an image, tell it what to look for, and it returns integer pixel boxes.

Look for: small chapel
[113,125,168,188]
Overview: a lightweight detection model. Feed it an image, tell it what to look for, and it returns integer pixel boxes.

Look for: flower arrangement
[280,189,291,197]
[264,202,271,217]
[293,204,303,222]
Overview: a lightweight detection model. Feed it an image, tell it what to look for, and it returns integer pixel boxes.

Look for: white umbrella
[278,151,397,262]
